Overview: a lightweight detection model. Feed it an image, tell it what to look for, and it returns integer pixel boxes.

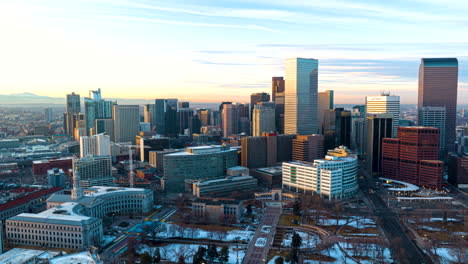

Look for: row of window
[8,222,81,231]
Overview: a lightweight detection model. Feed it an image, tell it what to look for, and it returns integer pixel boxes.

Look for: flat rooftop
[255,166,282,174]
[0,248,61,264]
[49,251,102,264]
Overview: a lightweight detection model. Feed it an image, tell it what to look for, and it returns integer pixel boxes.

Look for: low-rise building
[5,202,102,250]
[192,176,258,197]
[192,199,242,224]
[250,166,282,187]
[0,187,63,222]
[47,186,154,218]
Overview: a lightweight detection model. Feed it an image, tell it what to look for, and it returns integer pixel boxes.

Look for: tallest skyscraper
[418,58,458,153]
[284,58,319,135]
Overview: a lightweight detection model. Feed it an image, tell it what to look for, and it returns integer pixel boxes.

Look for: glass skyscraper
[284,58,319,135]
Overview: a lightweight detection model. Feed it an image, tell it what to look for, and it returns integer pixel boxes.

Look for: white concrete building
[366,93,400,137]
[284,58,319,135]
[80,133,111,157]
[5,202,102,250]
[282,146,358,199]
[47,186,154,218]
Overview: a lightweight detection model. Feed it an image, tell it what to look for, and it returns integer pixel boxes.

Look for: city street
[359,165,434,264]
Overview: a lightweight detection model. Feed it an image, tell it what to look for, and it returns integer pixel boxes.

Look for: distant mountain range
[0,92,220,109]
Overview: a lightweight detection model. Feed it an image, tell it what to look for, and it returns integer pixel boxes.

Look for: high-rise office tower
[178,108,193,135]
[241,136,269,168]
[64,92,81,136]
[418,107,446,157]
[153,99,179,136]
[351,118,366,155]
[241,133,295,169]
[210,110,221,127]
[272,77,285,134]
[165,99,179,137]
[366,93,400,137]
[418,58,458,152]
[321,108,351,150]
[154,99,167,135]
[366,113,393,175]
[189,116,202,134]
[113,105,140,143]
[292,134,325,162]
[222,104,239,137]
[318,90,334,133]
[238,104,250,135]
[252,102,276,137]
[382,127,442,188]
[143,104,156,130]
[284,58,319,135]
[197,109,211,126]
[44,108,53,122]
[72,113,87,141]
[73,155,114,188]
[250,92,270,116]
[95,119,114,141]
[272,77,285,102]
[80,133,111,157]
[350,105,366,154]
[84,89,114,135]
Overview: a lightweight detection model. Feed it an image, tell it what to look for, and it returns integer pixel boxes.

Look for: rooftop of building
[167,145,233,156]
[85,186,149,197]
[422,58,458,67]
[0,187,63,211]
[0,248,62,264]
[254,166,283,174]
[8,202,95,225]
[49,251,102,264]
[228,166,249,171]
[193,198,242,205]
[194,175,255,186]
[47,186,150,206]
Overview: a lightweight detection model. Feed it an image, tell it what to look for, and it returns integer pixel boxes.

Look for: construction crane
[114,142,150,188]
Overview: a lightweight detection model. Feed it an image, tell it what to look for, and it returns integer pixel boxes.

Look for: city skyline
[0,1,467,104]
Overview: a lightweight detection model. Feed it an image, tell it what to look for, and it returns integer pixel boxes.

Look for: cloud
[114,1,370,25]
[196,50,255,54]
[105,15,278,32]
[192,60,255,66]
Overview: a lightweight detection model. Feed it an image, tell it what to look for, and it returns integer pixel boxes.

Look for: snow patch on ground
[154,222,254,242]
[138,243,246,264]
[339,242,393,264]
[281,231,320,248]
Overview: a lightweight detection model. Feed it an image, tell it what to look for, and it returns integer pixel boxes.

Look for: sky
[0,0,467,104]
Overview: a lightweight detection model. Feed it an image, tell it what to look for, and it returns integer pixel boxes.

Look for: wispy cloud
[105,15,278,32]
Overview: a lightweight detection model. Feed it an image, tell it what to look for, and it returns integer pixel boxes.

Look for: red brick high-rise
[418,58,458,153]
[382,126,443,189]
